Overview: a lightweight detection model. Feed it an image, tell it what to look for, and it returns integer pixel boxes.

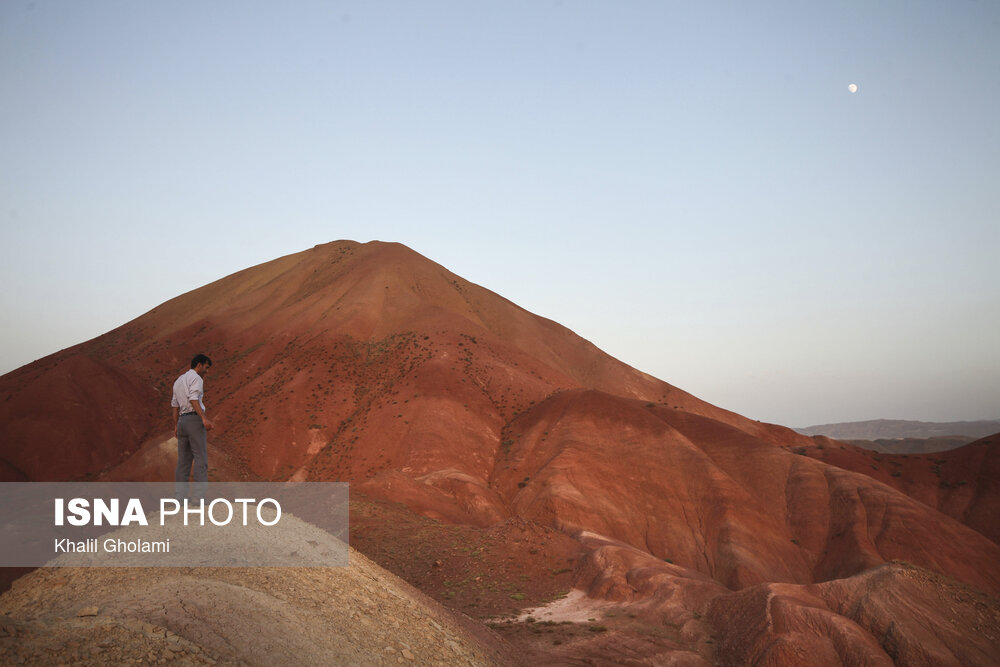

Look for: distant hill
[795,419,1000,440]
[844,436,974,455]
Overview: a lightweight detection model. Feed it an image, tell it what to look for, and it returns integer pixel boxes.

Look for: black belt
[179,412,201,418]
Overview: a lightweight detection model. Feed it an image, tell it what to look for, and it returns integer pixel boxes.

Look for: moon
[848,83,858,93]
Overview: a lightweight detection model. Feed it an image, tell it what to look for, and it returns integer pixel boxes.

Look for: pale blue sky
[2,1,998,426]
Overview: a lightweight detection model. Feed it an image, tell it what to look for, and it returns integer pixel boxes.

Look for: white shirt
[171,369,205,415]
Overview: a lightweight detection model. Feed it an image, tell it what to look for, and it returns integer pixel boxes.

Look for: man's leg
[175,421,194,500]
[190,420,208,501]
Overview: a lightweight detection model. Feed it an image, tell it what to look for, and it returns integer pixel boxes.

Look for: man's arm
[189,399,214,430]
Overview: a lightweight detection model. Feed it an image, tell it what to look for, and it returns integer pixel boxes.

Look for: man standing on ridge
[172,354,214,500]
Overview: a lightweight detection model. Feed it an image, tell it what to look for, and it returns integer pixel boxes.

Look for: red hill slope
[798,432,1000,544]
[2,240,998,664]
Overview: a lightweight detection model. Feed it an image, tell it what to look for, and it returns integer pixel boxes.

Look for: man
[171,354,214,500]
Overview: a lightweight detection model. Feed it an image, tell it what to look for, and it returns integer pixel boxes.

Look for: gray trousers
[175,414,208,500]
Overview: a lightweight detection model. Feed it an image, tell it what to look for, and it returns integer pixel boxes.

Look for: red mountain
[2,240,998,664]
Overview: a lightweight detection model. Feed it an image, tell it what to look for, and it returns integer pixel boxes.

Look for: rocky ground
[350,494,586,620]
[0,549,515,666]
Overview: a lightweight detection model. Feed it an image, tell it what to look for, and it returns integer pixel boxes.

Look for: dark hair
[190,354,212,369]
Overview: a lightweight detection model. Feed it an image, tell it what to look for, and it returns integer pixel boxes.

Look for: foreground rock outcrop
[0,548,515,666]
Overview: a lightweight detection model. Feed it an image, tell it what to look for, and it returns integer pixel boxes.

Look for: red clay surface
[2,240,998,664]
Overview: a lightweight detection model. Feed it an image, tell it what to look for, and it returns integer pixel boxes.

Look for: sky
[1,1,998,427]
